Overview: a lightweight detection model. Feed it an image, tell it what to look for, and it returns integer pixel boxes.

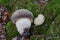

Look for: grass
[0,0,60,40]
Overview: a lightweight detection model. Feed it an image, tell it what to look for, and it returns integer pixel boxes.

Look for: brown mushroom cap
[11,9,34,24]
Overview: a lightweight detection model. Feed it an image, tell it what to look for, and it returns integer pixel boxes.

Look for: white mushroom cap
[11,9,34,24]
[34,14,45,25]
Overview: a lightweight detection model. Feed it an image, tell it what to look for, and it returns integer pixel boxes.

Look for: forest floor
[0,0,60,40]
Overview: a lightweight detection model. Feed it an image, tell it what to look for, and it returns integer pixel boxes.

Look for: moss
[54,15,60,35]
[6,21,19,40]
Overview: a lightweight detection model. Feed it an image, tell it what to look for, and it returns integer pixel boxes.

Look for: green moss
[54,15,60,35]
[6,21,19,40]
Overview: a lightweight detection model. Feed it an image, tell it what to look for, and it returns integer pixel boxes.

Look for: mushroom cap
[34,14,45,25]
[11,9,34,23]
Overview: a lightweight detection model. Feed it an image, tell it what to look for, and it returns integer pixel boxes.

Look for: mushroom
[11,9,34,40]
[34,14,45,26]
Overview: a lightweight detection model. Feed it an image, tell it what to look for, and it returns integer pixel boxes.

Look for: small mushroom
[34,14,45,25]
